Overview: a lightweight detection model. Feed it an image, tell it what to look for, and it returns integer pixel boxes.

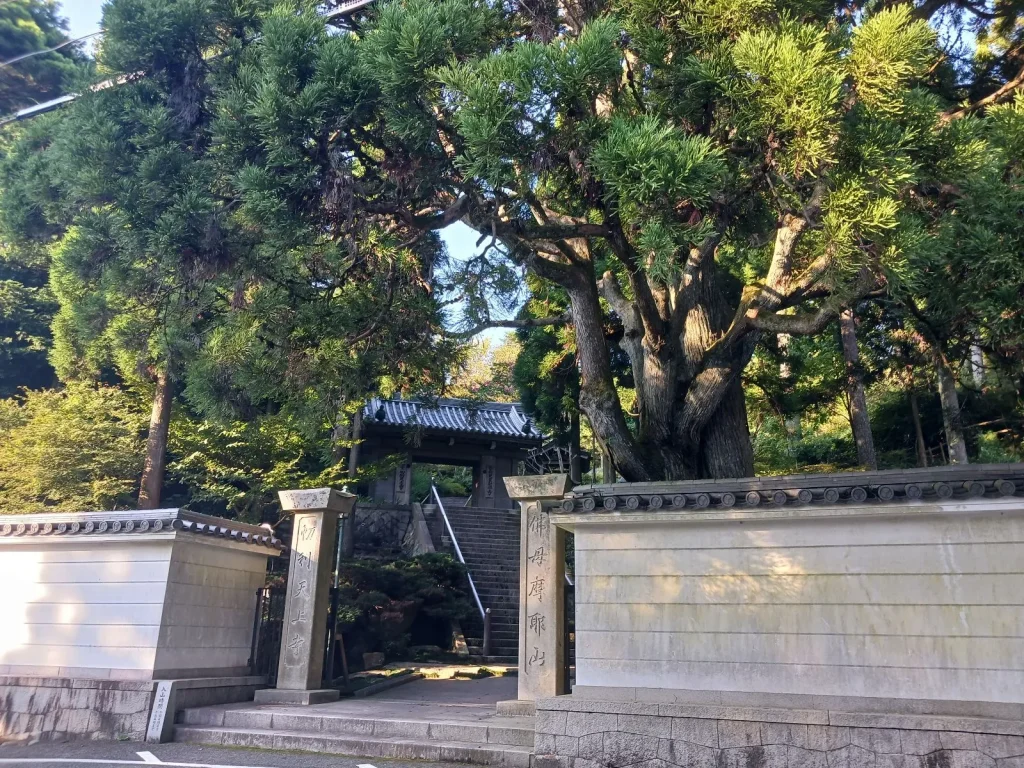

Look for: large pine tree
[225,0,972,480]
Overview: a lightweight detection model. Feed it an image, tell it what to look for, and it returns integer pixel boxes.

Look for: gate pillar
[254,487,355,705]
[505,474,573,703]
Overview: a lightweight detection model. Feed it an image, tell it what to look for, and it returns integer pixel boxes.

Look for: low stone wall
[0,676,154,743]
[0,675,266,744]
[535,697,1024,768]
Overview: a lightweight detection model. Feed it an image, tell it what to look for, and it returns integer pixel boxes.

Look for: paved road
[0,741,469,768]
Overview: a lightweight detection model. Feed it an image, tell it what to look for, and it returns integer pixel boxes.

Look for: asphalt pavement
[0,740,470,768]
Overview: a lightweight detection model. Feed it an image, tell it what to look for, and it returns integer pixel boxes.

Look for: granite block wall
[535,700,1024,768]
[0,676,154,743]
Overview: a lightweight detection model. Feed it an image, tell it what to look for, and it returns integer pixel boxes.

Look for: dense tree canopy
[235,0,1019,480]
[2,0,1024,512]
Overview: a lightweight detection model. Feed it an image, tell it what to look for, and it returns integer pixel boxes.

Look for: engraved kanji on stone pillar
[255,487,355,705]
[505,474,573,702]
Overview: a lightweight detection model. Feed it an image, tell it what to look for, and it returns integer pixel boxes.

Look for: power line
[0,0,373,123]
[0,30,101,69]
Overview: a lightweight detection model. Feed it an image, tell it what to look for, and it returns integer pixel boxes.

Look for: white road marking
[0,760,284,768]
[358,764,378,768]
[136,752,161,764]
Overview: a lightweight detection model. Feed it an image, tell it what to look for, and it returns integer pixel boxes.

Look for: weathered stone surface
[658,738,718,768]
[54,708,96,734]
[505,474,573,501]
[537,733,558,754]
[489,726,535,747]
[791,746,830,768]
[518,498,566,702]
[672,717,719,748]
[566,712,619,737]
[719,720,761,748]
[717,745,788,768]
[538,710,569,735]
[876,753,907,768]
[275,505,339,693]
[976,736,1024,759]
[619,715,672,738]
[940,733,979,751]
[603,731,661,767]
[427,722,488,743]
[535,756,572,768]
[851,729,903,754]
[827,744,878,768]
[810,727,852,752]
[557,736,581,756]
[901,731,942,755]
[762,723,809,747]
[579,733,605,759]
[278,487,355,513]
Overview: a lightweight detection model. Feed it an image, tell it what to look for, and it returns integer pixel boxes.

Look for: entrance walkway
[173,676,534,767]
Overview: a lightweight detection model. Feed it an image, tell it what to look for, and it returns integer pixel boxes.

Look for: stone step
[179,709,534,746]
[174,726,532,767]
[466,655,518,665]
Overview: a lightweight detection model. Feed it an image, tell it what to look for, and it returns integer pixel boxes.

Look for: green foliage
[334,554,473,660]
[0,385,147,511]
[167,412,345,523]
[410,464,473,501]
[0,255,57,397]
[0,0,87,116]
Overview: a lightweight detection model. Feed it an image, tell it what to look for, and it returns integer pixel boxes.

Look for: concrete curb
[352,671,424,698]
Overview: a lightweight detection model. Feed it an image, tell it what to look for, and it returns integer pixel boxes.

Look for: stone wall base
[535,697,1024,768]
[0,675,266,744]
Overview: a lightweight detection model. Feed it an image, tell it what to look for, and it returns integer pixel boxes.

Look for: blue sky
[62,0,515,346]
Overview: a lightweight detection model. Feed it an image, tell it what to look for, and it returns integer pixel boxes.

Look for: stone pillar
[395,462,412,505]
[504,474,573,703]
[254,487,355,705]
[480,454,497,507]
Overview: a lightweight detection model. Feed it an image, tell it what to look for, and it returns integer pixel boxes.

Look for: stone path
[173,676,534,767]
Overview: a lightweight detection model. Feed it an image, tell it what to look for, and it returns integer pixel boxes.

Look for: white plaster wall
[155,538,267,676]
[0,539,173,678]
[572,503,1024,705]
[0,531,271,680]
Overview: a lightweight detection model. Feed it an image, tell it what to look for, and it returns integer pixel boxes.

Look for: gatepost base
[497,699,537,716]
[253,688,340,705]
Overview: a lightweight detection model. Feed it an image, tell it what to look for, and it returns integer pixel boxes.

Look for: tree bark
[138,370,172,510]
[699,377,755,478]
[578,253,755,481]
[839,309,877,470]
[569,409,582,484]
[600,451,616,484]
[347,408,363,478]
[934,352,969,464]
[909,391,928,467]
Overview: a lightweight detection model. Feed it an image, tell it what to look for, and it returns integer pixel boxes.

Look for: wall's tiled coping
[552,464,1024,516]
[0,508,284,550]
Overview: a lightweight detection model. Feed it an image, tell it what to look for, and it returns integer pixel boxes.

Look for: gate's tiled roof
[363,398,544,440]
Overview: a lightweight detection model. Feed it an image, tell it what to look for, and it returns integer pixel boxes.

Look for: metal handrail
[432,485,486,620]
[432,485,492,655]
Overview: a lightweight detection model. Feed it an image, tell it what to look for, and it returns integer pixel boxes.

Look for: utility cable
[0,30,101,69]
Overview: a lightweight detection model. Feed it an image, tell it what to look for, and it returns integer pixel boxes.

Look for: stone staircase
[173,703,533,766]
[439,503,521,664]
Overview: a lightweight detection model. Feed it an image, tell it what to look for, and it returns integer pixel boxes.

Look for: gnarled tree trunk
[138,369,172,510]
[934,353,969,464]
[910,391,928,467]
[839,309,877,470]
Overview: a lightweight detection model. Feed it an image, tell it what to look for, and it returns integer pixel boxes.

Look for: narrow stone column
[254,487,355,705]
[504,474,573,702]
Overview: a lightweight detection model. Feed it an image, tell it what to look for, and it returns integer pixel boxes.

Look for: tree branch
[452,313,571,339]
[942,59,1024,121]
